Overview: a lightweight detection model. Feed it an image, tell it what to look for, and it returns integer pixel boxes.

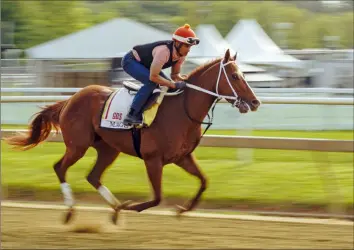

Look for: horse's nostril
[251,100,260,107]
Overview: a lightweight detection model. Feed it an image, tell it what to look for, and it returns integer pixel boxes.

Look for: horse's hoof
[175,205,188,218]
[111,210,119,225]
[64,208,74,224]
[111,201,133,225]
[111,206,121,225]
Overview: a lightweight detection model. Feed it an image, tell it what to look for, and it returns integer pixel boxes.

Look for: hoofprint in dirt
[1,205,353,249]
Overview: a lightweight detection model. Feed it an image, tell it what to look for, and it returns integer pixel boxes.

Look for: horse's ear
[223,49,231,63]
[233,52,238,61]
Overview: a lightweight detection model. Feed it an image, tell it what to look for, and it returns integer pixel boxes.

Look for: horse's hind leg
[86,140,129,224]
[174,153,207,216]
[54,146,88,223]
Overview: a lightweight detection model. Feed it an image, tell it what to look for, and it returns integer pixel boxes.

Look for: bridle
[183,59,248,137]
[186,60,249,108]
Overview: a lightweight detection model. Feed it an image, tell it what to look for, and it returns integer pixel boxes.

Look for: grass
[1,128,353,209]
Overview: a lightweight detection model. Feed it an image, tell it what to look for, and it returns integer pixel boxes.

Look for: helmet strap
[174,41,184,57]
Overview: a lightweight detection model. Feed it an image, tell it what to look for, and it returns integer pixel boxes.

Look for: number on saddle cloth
[99,82,160,128]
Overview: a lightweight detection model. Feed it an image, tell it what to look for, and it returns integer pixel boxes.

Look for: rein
[182,90,220,157]
[183,91,221,137]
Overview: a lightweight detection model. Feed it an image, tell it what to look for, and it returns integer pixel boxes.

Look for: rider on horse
[121,23,200,126]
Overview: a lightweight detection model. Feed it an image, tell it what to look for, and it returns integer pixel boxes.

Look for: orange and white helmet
[172,24,200,45]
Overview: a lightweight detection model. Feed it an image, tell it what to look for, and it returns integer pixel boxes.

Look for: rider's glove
[174,81,187,89]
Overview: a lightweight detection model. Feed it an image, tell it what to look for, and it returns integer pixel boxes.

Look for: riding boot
[123,84,155,126]
[123,108,142,126]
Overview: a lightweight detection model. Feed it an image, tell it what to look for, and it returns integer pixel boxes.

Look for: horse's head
[215,49,261,113]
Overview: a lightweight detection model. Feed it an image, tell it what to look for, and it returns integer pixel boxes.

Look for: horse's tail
[4,100,67,151]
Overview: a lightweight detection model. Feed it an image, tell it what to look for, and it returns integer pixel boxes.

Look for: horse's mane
[185,57,222,82]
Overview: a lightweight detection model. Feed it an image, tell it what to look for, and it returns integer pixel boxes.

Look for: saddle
[122,80,182,112]
[100,81,183,130]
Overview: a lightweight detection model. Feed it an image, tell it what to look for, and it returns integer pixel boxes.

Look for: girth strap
[131,127,142,159]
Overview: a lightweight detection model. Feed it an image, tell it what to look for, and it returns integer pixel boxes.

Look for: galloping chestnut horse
[5,49,260,224]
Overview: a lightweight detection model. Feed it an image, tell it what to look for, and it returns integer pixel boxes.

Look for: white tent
[225,19,304,69]
[188,24,235,58]
[26,18,172,59]
[188,57,266,73]
[185,24,283,86]
[187,57,283,85]
[188,24,266,73]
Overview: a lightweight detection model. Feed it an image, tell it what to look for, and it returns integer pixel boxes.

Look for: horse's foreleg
[54,147,88,223]
[174,153,207,216]
[87,141,128,224]
[123,158,163,212]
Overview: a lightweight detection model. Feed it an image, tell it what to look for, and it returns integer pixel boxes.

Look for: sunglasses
[173,34,200,45]
[186,37,200,45]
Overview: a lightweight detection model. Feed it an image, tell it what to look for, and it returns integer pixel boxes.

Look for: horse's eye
[232,73,239,80]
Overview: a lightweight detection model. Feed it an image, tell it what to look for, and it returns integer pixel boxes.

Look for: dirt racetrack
[1,204,353,249]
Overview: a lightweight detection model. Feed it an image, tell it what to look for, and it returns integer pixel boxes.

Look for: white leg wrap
[60,182,74,207]
[98,185,119,207]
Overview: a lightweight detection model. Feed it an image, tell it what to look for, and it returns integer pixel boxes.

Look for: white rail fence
[2,87,354,94]
[2,95,353,105]
[1,88,352,151]
[1,87,354,105]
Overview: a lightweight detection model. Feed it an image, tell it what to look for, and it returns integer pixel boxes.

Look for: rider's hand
[181,74,188,81]
[174,81,187,90]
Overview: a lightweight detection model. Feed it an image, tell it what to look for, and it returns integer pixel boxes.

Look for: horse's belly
[161,138,200,164]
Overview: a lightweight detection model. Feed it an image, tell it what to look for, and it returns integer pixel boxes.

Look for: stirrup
[123,114,142,126]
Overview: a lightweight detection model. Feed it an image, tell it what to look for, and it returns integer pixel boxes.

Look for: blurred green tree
[2,0,352,49]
